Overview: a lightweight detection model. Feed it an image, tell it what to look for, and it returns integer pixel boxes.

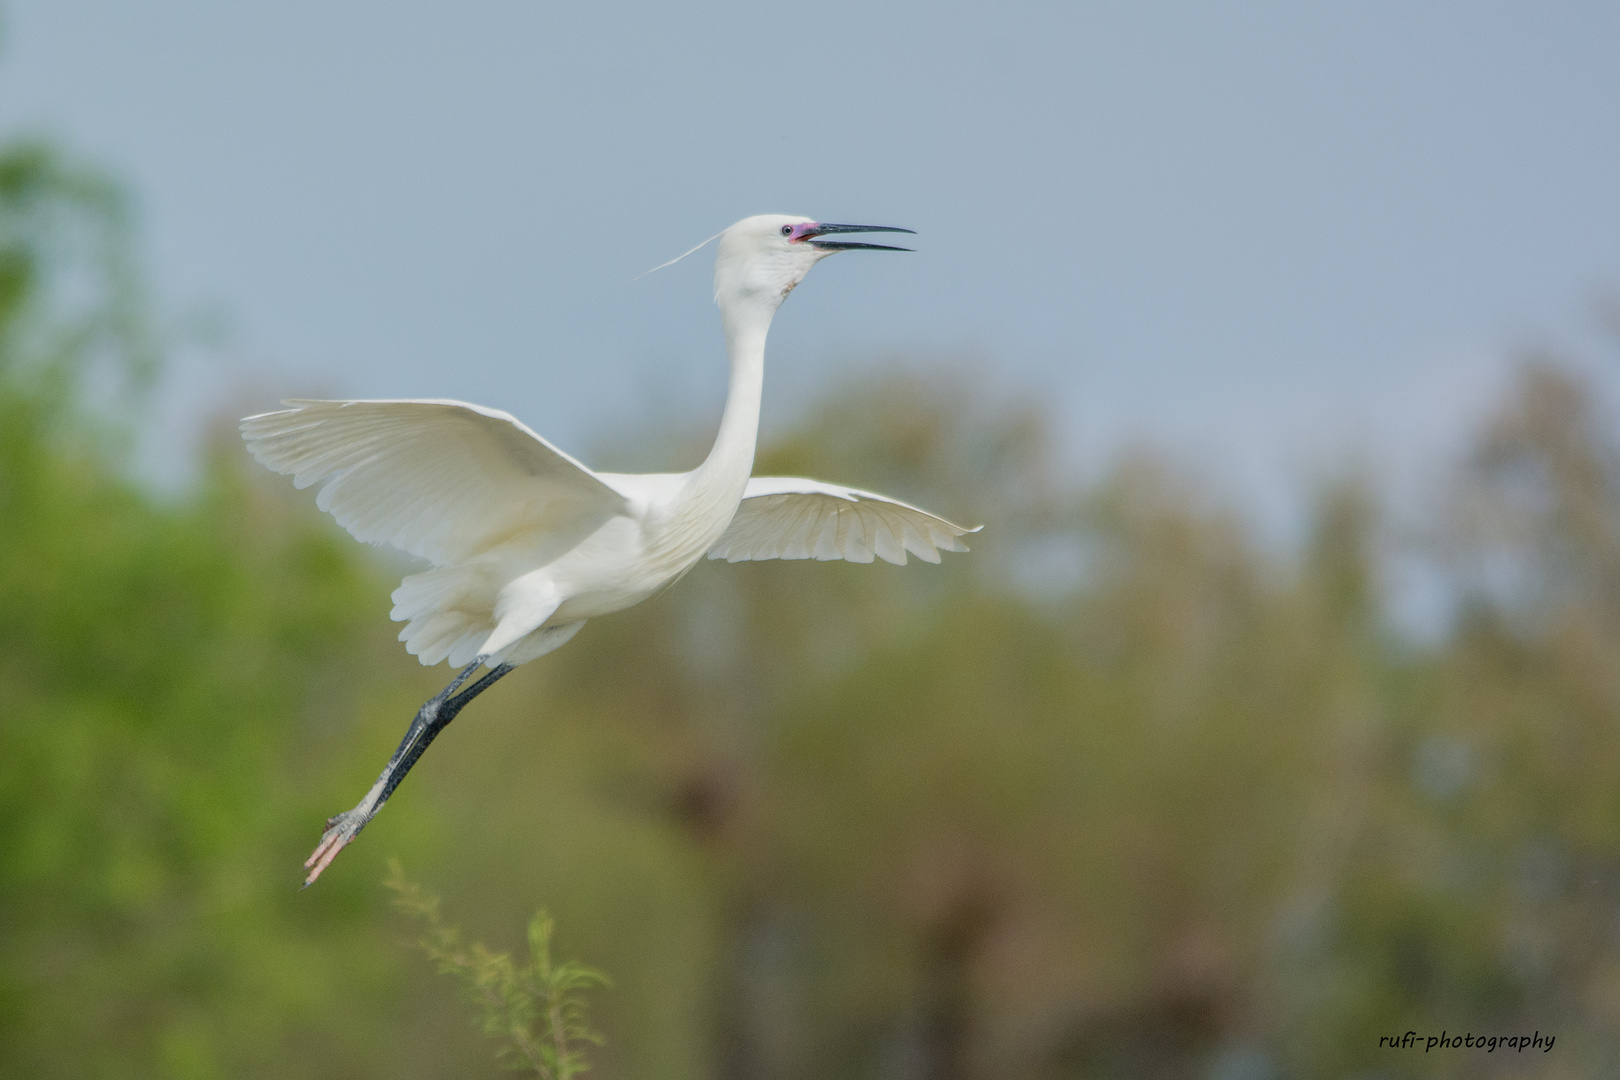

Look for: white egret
[241,214,980,886]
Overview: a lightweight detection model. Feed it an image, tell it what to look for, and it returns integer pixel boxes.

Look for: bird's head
[713,214,913,315]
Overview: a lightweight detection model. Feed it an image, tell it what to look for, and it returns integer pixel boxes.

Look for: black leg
[368,658,480,794]
[376,661,514,804]
[302,658,515,887]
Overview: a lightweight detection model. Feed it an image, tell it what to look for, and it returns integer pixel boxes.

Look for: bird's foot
[302,808,370,888]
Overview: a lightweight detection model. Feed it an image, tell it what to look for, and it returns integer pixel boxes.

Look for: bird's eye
[781,225,793,237]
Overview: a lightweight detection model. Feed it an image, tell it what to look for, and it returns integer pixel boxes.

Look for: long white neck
[686,298,773,504]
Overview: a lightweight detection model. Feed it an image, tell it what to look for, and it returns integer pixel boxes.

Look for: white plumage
[244,214,979,885]
[710,477,979,565]
[242,398,624,565]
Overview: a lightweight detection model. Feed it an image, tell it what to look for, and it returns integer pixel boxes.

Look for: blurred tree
[0,139,437,1079]
[505,361,1620,1080]
[7,126,1620,1080]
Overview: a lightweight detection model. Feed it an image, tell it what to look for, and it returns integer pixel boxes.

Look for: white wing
[240,399,627,566]
[708,476,980,566]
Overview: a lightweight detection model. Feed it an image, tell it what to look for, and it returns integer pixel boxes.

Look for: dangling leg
[303,657,515,887]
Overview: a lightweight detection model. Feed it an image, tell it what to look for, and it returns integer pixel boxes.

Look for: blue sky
[3,1,1618,525]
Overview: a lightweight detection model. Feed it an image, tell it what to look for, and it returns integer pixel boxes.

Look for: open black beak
[803,222,915,252]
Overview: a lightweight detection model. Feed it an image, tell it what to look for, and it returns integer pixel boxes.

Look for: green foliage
[6,126,1620,1080]
[0,136,427,1079]
[385,861,609,1079]
[0,138,156,416]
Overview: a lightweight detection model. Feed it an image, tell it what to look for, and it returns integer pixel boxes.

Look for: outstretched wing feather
[241,398,626,566]
[708,476,979,566]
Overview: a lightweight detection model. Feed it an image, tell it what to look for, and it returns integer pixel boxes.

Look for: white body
[242,215,977,670]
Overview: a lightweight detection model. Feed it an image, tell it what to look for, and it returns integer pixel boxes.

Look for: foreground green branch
[385,861,610,1078]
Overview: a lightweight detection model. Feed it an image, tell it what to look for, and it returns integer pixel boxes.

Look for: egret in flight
[242,214,979,886]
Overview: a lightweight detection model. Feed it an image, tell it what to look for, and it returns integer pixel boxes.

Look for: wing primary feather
[240,398,626,566]
[708,480,975,566]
